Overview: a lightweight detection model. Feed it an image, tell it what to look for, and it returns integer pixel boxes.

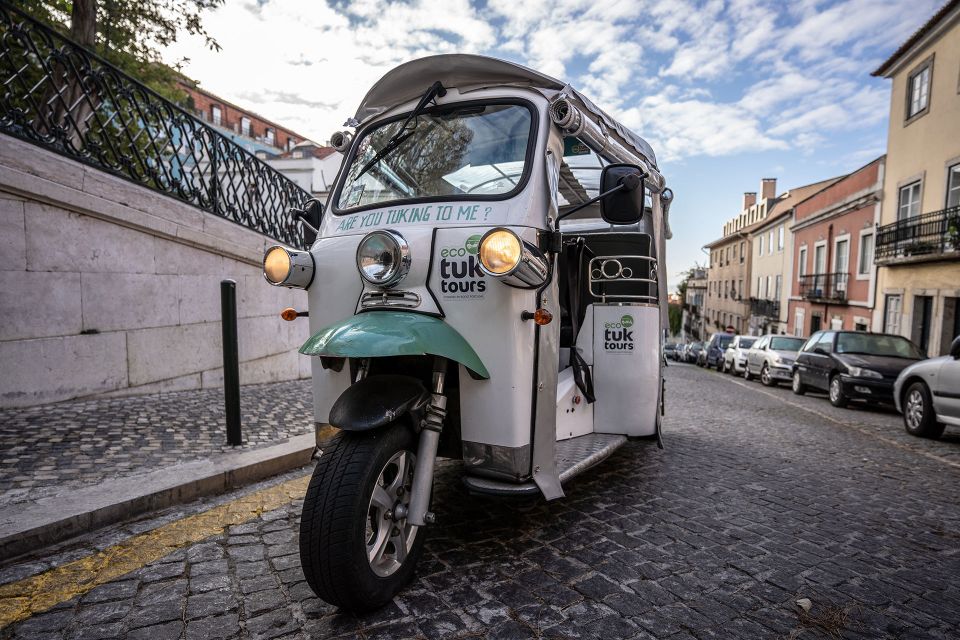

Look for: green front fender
[299,310,490,379]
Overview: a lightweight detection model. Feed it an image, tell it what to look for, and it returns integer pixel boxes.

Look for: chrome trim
[356,229,411,288]
[359,289,422,309]
[477,227,549,288]
[262,245,315,289]
[588,254,658,303]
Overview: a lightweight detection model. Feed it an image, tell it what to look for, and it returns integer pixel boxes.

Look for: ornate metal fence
[875,206,960,262]
[0,3,311,249]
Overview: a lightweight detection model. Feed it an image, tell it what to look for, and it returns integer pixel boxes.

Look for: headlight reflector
[263,245,314,289]
[848,366,883,379]
[356,230,410,287]
[479,229,522,275]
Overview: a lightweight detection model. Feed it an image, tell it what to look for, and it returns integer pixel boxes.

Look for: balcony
[875,206,960,264]
[799,272,848,303]
[749,298,780,318]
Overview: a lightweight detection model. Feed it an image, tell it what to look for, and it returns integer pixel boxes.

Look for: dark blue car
[703,332,734,370]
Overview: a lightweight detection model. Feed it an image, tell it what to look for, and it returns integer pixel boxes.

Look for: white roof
[352,54,657,168]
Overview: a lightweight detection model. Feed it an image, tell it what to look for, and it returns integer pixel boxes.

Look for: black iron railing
[0,4,311,249]
[799,272,848,302]
[749,298,780,318]
[875,206,960,262]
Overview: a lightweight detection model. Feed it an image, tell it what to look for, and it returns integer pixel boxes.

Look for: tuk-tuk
[262,54,673,611]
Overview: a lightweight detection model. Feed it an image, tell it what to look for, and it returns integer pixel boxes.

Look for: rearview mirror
[600,164,646,225]
[951,335,960,359]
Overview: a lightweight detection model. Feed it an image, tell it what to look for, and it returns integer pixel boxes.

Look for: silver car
[722,335,757,374]
[744,334,807,386]
[894,336,960,439]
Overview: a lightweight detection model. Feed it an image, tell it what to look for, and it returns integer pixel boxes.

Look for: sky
[164,0,942,290]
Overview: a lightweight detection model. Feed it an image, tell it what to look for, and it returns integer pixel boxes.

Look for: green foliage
[668,303,682,337]
[16,0,223,100]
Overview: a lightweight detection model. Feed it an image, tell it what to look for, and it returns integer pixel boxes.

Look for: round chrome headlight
[356,230,410,288]
[263,245,314,289]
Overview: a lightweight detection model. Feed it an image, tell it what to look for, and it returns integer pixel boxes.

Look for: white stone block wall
[0,134,313,408]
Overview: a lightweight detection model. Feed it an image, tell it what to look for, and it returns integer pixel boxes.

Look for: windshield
[738,338,756,349]
[718,336,733,348]
[835,333,924,358]
[770,337,805,351]
[336,103,533,212]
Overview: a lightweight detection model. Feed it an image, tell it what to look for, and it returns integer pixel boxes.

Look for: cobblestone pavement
[1,363,959,639]
[0,381,313,504]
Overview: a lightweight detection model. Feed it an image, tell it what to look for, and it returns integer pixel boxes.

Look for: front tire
[792,370,806,395]
[299,426,425,612]
[760,364,775,387]
[829,375,848,408]
[903,381,945,439]
[744,365,753,381]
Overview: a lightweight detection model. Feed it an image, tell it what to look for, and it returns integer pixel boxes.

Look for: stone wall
[0,134,311,408]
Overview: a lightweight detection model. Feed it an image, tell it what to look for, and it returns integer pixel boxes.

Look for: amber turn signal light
[280,307,302,321]
[521,308,553,325]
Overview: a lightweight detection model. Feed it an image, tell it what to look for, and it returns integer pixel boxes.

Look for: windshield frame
[331,97,540,216]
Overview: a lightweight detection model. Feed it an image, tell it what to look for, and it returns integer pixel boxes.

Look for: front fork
[407,357,447,527]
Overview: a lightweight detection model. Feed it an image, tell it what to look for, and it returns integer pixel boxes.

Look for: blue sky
[165,0,942,289]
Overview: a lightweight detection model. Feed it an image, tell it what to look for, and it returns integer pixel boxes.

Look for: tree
[20,0,224,100]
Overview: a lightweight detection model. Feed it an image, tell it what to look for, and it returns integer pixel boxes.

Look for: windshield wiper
[355,80,446,180]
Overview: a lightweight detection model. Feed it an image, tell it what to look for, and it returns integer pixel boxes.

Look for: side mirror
[600,164,646,225]
[293,198,323,244]
[951,335,960,359]
[813,347,827,356]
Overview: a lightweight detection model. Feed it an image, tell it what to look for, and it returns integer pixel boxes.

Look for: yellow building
[872,0,960,356]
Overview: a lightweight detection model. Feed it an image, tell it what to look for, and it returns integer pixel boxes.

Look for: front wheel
[744,365,753,381]
[903,381,945,439]
[829,375,849,408]
[792,370,806,395]
[760,364,775,387]
[299,425,425,612]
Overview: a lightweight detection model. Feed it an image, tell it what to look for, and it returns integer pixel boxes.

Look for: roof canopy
[352,54,657,168]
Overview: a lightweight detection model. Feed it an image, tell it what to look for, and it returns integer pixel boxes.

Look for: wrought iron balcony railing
[799,272,848,303]
[875,206,960,262]
[749,297,780,318]
[0,4,311,249]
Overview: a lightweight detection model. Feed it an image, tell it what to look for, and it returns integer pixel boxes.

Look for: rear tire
[903,381,945,439]
[829,375,848,408]
[299,425,425,613]
[792,370,806,395]
[743,365,753,381]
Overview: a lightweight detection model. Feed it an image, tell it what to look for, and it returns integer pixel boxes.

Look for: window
[288,138,297,151]
[758,235,764,256]
[211,105,222,126]
[739,241,745,263]
[884,294,902,335]
[907,60,931,119]
[898,181,921,219]
[778,226,784,251]
[814,331,835,353]
[726,247,731,263]
[265,128,276,146]
[834,238,849,274]
[292,150,304,159]
[757,276,762,298]
[814,244,825,274]
[798,247,807,277]
[948,163,960,208]
[240,116,251,136]
[794,308,805,337]
[858,232,874,276]
[766,275,772,299]
[733,244,738,259]
[775,275,782,300]
[737,279,743,300]
[912,295,934,356]
[769,230,774,254]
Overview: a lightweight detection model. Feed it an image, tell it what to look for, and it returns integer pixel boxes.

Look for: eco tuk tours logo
[438,234,486,299]
[604,314,635,352]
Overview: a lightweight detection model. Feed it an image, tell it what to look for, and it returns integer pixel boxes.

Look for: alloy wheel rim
[793,372,801,391]
[905,390,924,429]
[761,366,769,384]
[830,379,840,402]
[365,450,418,577]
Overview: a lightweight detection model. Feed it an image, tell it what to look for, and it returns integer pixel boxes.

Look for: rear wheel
[792,370,806,395]
[299,425,425,612]
[903,381,945,439]
[828,375,848,408]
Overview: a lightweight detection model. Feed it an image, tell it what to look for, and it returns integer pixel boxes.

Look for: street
[1,363,958,640]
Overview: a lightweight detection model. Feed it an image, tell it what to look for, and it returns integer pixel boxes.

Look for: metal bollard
[221,279,242,445]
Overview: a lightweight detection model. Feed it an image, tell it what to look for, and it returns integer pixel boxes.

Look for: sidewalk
[0,380,316,559]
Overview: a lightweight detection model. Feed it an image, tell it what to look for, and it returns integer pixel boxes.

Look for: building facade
[787,157,884,337]
[682,267,708,341]
[703,180,778,334]
[264,142,343,201]
[871,0,960,356]
[178,80,310,158]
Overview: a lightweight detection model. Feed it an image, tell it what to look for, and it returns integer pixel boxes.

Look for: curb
[0,433,316,561]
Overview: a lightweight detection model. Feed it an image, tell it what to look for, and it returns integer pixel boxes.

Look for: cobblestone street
[1,363,958,639]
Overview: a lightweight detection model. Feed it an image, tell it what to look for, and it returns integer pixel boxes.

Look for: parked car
[894,336,960,439]
[674,343,686,361]
[663,343,678,361]
[686,342,704,364]
[722,335,757,374]
[704,332,735,370]
[744,334,807,386]
[792,331,925,407]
